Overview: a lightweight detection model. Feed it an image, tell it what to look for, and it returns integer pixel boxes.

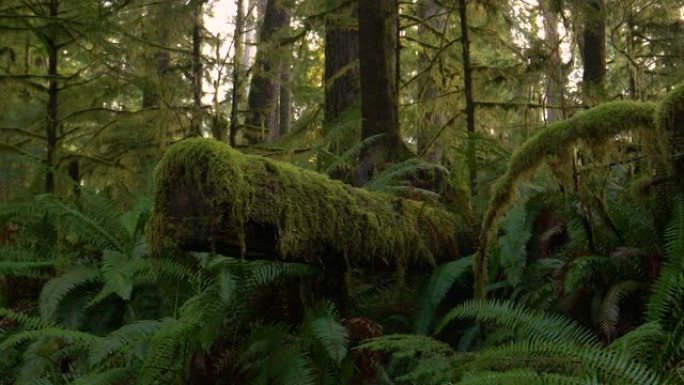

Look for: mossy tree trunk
[229,0,245,146]
[356,0,410,185]
[541,0,566,122]
[150,138,464,273]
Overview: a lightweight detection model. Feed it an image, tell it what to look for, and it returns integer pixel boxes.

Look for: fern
[365,158,449,192]
[413,257,472,335]
[39,265,101,322]
[436,300,598,346]
[598,280,643,340]
[455,369,596,385]
[68,368,130,385]
[469,340,662,385]
[647,195,684,325]
[302,302,348,364]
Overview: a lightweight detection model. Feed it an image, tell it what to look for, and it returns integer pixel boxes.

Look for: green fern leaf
[413,257,472,335]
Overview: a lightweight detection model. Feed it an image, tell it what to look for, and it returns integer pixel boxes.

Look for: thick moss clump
[475,101,656,298]
[149,138,463,271]
[656,82,684,178]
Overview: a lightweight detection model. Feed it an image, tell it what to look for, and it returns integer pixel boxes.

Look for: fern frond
[365,158,449,192]
[598,280,643,340]
[68,368,130,385]
[303,302,348,364]
[563,255,612,295]
[0,327,99,351]
[136,320,196,385]
[456,369,595,385]
[436,300,597,346]
[39,265,101,321]
[0,308,52,330]
[413,257,472,335]
[610,321,663,364]
[647,195,684,325]
[471,340,661,385]
[89,320,172,366]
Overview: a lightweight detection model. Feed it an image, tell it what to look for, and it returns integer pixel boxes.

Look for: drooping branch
[149,139,466,272]
[475,101,657,299]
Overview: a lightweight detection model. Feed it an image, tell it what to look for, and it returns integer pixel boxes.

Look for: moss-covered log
[149,138,463,271]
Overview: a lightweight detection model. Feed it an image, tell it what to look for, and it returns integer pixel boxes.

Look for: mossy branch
[475,101,657,299]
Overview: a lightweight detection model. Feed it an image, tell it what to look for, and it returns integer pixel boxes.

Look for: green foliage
[413,257,472,335]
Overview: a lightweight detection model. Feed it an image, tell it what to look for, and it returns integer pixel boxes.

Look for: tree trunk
[459,0,476,194]
[229,0,245,146]
[416,0,446,161]
[356,0,408,185]
[189,0,205,137]
[276,56,291,138]
[150,138,465,271]
[582,0,606,105]
[244,0,290,143]
[541,0,565,122]
[324,3,360,125]
[45,0,59,193]
[142,3,170,109]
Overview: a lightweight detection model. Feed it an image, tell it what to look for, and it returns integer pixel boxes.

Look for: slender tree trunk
[45,0,59,193]
[189,0,205,137]
[582,0,606,105]
[245,0,290,143]
[356,0,408,185]
[277,56,291,136]
[416,0,446,161]
[142,3,170,109]
[324,3,360,125]
[459,0,476,194]
[541,0,565,122]
[229,0,245,146]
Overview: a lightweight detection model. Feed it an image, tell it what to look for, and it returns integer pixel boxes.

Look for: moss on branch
[475,100,657,298]
[149,138,464,271]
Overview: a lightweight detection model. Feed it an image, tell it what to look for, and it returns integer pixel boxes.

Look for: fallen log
[149,138,465,272]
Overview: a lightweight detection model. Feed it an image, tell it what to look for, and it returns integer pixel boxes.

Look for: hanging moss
[475,101,656,299]
[149,138,464,272]
[656,82,684,178]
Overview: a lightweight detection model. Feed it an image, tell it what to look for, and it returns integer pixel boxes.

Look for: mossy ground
[149,138,463,272]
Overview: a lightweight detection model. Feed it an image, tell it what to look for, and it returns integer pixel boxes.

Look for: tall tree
[581,0,606,105]
[244,0,291,143]
[541,0,566,122]
[45,0,60,193]
[416,0,447,161]
[459,0,476,194]
[189,0,206,137]
[323,2,360,125]
[229,0,246,146]
[356,0,409,185]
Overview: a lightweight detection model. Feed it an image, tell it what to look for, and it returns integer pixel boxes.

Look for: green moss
[656,82,684,177]
[475,101,657,298]
[149,138,463,271]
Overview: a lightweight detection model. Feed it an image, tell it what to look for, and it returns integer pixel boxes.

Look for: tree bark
[245,0,290,143]
[356,0,408,185]
[541,0,565,122]
[416,0,446,161]
[459,0,476,194]
[324,3,360,125]
[142,3,171,109]
[189,0,205,137]
[582,0,606,105]
[276,55,291,138]
[229,0,245,146]
[45,0,59,193]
